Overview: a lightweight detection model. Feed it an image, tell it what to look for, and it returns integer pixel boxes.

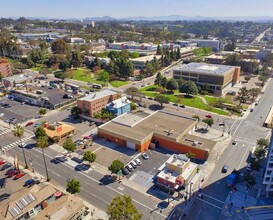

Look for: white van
[250,146,256,160]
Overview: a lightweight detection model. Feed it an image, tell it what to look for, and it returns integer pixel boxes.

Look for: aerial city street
[0,1,273,219]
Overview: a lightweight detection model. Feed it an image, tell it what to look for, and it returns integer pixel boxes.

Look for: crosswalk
[0,129,10,136]
[1,136,33,151]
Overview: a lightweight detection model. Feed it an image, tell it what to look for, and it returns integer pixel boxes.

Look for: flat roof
[174,62,236,75]
[130,55,161,62]
[79,89,117,102]
[44,122,75,139]
[107,96,130,109]
[99,110,197,143]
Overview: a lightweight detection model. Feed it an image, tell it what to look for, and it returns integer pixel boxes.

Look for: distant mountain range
[18,15,273,22]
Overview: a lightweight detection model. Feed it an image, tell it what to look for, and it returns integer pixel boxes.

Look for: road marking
[232,120,243,136]
[202,193,225,204]
[31,148,167,218]
[238,144,250,169]
[196,198,222,210]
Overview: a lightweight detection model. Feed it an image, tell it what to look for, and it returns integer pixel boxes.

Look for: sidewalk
[0,151,108,220]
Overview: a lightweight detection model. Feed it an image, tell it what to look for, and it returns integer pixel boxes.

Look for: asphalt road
[4,142,171,220]
[177,79,273,220]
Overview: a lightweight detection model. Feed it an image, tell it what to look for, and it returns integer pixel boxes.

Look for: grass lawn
[67,68,104,85]
[140,85,229,116]
[109,80,129,88]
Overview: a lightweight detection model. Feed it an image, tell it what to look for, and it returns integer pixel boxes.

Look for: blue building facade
[106,97,131,116]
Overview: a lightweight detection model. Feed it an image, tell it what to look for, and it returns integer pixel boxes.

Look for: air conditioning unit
[28,208,35,216]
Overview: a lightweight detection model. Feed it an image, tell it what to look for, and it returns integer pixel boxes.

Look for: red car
[14,172,26,180]
[25,121,34,127]
[0,160,6,166]
[8,169,20,178]
[83,135,92,140]
[205,115,212,118]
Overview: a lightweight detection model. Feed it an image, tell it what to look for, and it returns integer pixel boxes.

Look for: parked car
[222,164,229,173]
[148,97,153,100]
[126,164,133,172]
[173,103,179,106]
[232,140,238,145]
[205,115,212,118]
[0,160,6,166]
[130,161,137,169]
[0,163,12,171]
[180,105,185,108]
[7,169,20,178]
[83,135,92,140]
[19,143,26,148]
[122,168,130,175]
[14,172,26,180]
[250,108,254,112]
[142,153,149,160]
[51,155,68,164]
[34,122,42,128]
[135,158,142,166]
[25,121,34,127]
[0,113,4,117]
[75,163,89,171]
[219,122,225,126]
[23,179,37,187]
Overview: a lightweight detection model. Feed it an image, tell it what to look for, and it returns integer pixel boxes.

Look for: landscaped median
[140,85,230,116]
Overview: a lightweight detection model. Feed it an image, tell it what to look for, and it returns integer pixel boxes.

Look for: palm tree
[36,136,50,181]
[12,125,28,169]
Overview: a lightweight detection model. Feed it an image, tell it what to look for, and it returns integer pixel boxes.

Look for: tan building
[0,59,13,78]
[44,122,75,141]
[173,62,241,96]
[98,110,216,160]
[1,184,87,220]
[157,154,198,191]
[77,89,118,117]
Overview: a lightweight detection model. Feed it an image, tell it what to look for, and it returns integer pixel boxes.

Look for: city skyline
[2,0,273,19]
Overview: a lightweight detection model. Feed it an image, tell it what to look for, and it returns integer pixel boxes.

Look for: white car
[134,158,142,166]
[0,113,4,117]
[19,143,26,148]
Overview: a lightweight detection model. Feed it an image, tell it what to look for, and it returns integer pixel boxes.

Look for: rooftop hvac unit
[192,141,198,146]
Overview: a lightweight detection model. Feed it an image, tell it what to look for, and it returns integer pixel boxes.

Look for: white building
[263,132,273,193]
[70,37,86,44]
[129,55,161,69]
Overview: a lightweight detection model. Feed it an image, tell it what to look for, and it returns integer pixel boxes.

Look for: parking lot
[0,97,41,123]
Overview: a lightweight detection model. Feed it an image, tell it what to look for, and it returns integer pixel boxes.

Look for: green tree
[257,138,269,148]
[71,50,83,69]
[120,61,134,79]
[192,115,200,122]
[35,126,46,138]
[58,57,70,71]
[125,87,140,100]
[83,151,96,166]
[244,173,256,187]
[156,45,163,55]
[13,62,28,73]
[99,70,109,86]
[154,95,170,107]
[160,77,168,89]
[179,81,198,95]
[66,179,81,194]
[186,151,196,160]
[108,160,124,174]
[63,138,76,152]
[39,108,47,116]
[166,79,179,92]
[176,47,181,59]
[39,68,51,76]
[51,39,67,54]
[248,88,261,100]
[107,195,142,220]
[202,118,214,128]
[70,106,81,118]
[12,125,28,168]
[254,147,266,160]
[130,52,139,59]
[36,136,50,181]
[120,49,129,59]
[224,42,236,51]
[154,72,163,86]
[237,87,249,104]
[258,75,268,86]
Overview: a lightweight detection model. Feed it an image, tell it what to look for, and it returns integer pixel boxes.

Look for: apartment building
[263,131,273,193]
[130,55,161,69]
[0,59,13,78]
[77,89,118,117]
[173,62,241,96]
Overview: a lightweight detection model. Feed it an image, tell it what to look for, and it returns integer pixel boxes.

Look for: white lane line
[196,198,222,210]
[232,120,243,136]
[202,193,225,204]
[238,144,251,169]
[31,148,167,218]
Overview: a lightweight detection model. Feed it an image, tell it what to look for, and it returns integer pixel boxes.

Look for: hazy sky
[2,0,273,18]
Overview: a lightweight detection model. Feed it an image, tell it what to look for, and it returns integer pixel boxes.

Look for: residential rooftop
[79,89,117,102]
[174,62,236,75]
[107,96,130,109]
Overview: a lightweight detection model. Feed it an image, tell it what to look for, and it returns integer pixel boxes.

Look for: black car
[222,164,229,173]
[75,164,89,171]
[51,156,67,164]
[0,163,12,171]
[122,168,130,175]
[180,105,185,108]
[173,103,179,106]
[63,94,69,99]
[148,97,153,100]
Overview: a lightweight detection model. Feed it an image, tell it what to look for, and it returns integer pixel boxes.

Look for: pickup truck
[227,169,239,187]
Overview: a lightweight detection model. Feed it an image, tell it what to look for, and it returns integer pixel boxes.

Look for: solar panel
[9,206,22,218]
[15,200,24,210]
[28,193,36,202]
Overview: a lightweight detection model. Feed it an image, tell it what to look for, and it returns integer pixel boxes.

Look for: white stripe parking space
[2,136,33,151]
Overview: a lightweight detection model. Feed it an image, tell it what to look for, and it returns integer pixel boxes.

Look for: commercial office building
[173,62,241,96]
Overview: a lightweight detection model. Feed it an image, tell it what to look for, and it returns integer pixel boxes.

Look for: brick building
[77,89,118,117]
[0,59,13,77]
[98,111,216,160]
